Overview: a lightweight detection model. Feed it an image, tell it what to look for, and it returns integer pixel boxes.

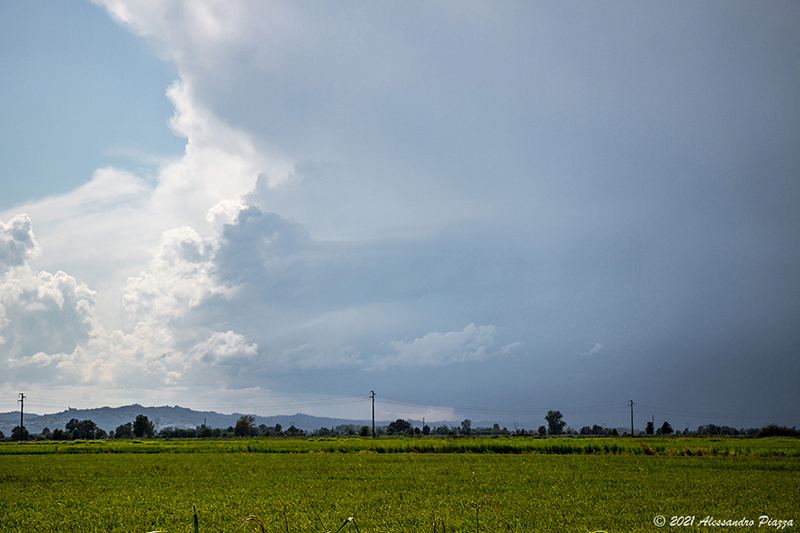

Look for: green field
[1,437,798,532]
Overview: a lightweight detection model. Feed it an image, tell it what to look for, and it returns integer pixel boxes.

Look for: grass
[148,504,199,533]
[2,435,799,456]
[0,437,798,532]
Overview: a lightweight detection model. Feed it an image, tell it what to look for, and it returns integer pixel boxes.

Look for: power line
[9,393,799,427]
[635,403,800,423]
[19,395,367,413]
[182,397,368,413]
[378,396,628,416]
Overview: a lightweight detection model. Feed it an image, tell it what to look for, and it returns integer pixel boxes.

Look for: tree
[537,426,547,436]
[313,426,333,437]
[359,426,371,437]
[284,425,304,437]
[65,418,80,437]
[115,422,133,439]
[235,415,255,437]
[545,410,566,435]
[133,415,155,438]
[757,425,800,437]
[697,424,719,435]
[11,426,29,441]
[645,421,654,435]
[66,418,99,440]
[660,421,673,435]
[386,419,412,435]
[461,419,472,435]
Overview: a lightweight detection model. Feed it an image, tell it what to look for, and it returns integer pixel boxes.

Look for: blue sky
[1,0,799,431]
[0,0,183,208]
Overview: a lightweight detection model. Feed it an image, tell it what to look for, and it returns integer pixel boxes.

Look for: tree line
[2,410,798,441]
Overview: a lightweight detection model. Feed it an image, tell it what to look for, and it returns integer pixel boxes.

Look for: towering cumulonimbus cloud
[122,225,229,324]
[0,1,798,426]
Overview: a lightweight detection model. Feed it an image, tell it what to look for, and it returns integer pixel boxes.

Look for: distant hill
[0,406,639,437]
[0,404,380,435]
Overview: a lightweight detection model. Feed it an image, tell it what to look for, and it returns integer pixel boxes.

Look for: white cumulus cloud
[0,215,105,385]
[0,214,40,273]
[0,216,99,361]
[192,330,258,364]
[371,323,499,370]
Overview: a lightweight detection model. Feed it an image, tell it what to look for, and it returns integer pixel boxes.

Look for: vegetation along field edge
[1,435,799,457]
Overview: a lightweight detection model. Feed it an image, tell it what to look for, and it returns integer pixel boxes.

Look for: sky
[1,0,799,432]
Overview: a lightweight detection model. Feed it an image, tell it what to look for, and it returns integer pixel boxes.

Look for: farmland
[1,437,798,532]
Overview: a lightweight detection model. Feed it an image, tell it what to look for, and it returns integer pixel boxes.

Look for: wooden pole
[370,391,375,438]
[629,400,634,436]
[18,392,25,430]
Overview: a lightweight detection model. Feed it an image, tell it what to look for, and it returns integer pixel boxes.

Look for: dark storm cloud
[3,1,797,426]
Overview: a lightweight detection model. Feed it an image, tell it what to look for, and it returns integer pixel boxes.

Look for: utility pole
[629,400,634,436]
[370,391,376,438]
[18,392,26,431]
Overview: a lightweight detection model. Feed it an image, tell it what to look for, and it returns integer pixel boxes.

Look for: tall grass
[3,435,797,457]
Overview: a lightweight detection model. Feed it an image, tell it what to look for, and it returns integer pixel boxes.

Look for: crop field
[1,437,798,533]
